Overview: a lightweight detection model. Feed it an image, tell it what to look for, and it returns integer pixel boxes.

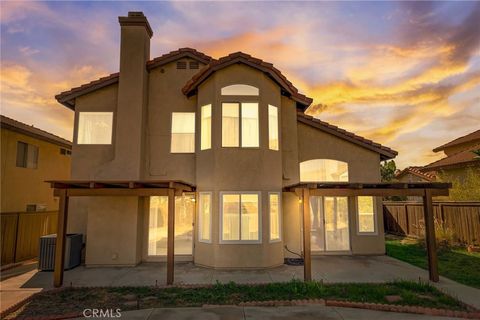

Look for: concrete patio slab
[2,255,479,313]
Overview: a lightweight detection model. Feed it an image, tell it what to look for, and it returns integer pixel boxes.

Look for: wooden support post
[423,189,439,282]
[54,189,69,287]
[166,188,175,285]
[302,188,312,281]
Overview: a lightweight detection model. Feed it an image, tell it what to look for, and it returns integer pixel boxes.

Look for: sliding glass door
[310,196,350,252]
[148,195,195,258]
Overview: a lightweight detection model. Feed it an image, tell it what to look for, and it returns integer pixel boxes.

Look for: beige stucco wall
[194,64,284,268]
[282,122,385,257]
[1,128,71,213]
[84,196,145,266]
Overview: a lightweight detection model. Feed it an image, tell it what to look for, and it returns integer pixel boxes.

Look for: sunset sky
[1,1,479,168]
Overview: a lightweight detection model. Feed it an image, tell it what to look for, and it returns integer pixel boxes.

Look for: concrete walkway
[75,305,461,320]
[1,256,479,313]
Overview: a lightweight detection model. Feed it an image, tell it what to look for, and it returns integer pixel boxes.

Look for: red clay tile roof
[423,144,480,170]
[433,129,480,153]
[55,48,213,110]
[1,115,72,148]
[297,112,398,160]
[395,166,436,182]
[182,52,313,108]
[147,47,212,70]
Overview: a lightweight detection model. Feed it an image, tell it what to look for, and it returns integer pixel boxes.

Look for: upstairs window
[77,112,113,145]
[300,159,348,182]
[221,84,259,96]
[200,104,212,150]
[268,105,279,150]
[16,141,38,169]
[171,112,195,153]
[222,102,259,148]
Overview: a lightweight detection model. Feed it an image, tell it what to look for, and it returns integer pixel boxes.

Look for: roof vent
[189,61,199,69]
[176,61,187,69]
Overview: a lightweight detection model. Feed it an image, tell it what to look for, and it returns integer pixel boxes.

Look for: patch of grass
[7,280,468,318]
[386,237,480,289]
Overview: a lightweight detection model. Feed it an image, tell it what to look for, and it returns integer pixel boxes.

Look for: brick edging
[325,300,480,319]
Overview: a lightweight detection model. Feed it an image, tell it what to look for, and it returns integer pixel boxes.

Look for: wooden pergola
[284,182,451,283]
[48,180,195,288]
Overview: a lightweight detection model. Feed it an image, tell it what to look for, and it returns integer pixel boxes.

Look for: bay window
[200,104,212,150]
[198,192,212,242]
[220,192,261,243]
[269,193,281,242]
[171,112,195,153]
[357,196,376,234]
[268,105,279,150]
[222,103,259,147]
[77,112,113,144]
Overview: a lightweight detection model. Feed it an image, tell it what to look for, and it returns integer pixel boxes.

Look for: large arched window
[300,159,349,182]
[221,84,259,96]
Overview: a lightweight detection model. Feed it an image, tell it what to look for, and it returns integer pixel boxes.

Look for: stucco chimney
[110,12,152,179]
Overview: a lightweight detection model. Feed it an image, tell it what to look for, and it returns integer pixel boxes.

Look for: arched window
[221,84,259,96]
[300,159,349,182]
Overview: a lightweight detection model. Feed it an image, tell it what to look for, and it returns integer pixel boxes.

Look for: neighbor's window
[221,192,260,242]
[300,159,348,182]
[198,192,212,242]
[357,196,376,233]
[171,112,195,153]
[77,112,113,144]
[269,193,281,242]
[16,141,38,169]
[221,84,259,96]
[268,105,279,150]
[200,104,212,150]
[222,103,259,147]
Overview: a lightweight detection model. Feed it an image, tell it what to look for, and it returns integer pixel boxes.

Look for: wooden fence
[1,211,58,265]
[383,201,480,245]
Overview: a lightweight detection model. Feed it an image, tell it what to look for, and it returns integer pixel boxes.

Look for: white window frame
[355,196,378,235]
[77,112,114,145]
[268,105,279,151]
[198,192,213,243]
[170,112,196,153]
[219,191,262,244]
[221,102,259,148]
[268,192,282,243]
[221,84,259,96]
[200,104,212,151]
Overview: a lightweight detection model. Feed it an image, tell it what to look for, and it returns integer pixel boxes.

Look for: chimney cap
[119,11,153,38]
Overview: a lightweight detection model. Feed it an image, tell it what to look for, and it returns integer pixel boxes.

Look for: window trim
[355,196,378,235]
[268,104,279,151]
[299,158,349,183]
[170,112,196,153]
[268,192,282,243]
[198,192,213,243]
[200,104,212,151]
[221,101,260,149]
[219,191,262,244]
[77,111,114,145]
[221,84,259,96]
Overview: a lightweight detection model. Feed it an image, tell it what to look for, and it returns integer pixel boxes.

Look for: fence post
[404,203,409,235]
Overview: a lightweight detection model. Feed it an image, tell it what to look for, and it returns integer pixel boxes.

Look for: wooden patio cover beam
[291,182,450,284]
[50,180,196,288]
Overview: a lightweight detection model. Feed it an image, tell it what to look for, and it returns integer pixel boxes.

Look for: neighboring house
[54,12,397,269]
[0,115,72,213]
[395,166,436,183]
[422,129,480,181]
[395,167,436,201]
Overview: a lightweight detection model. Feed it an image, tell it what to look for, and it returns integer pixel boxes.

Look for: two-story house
[54,12,397,269]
